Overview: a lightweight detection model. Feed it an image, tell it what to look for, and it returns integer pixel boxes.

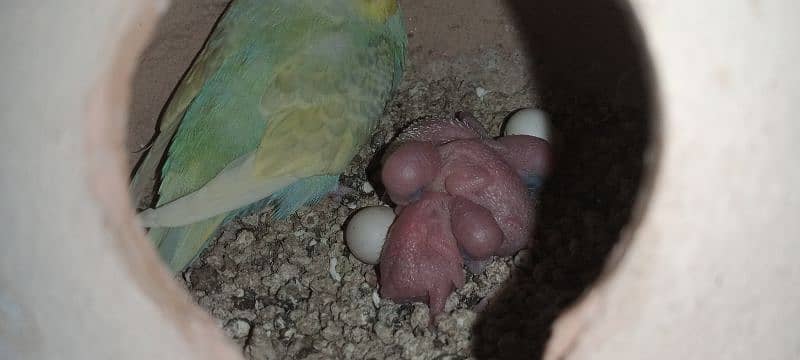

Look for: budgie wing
[130,8,255,206]
[140,31,394,228]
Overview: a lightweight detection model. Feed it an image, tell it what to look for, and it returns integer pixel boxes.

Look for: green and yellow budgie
[131,0,407,272]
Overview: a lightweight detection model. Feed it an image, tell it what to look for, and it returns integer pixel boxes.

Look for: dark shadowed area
[470,1,655,358]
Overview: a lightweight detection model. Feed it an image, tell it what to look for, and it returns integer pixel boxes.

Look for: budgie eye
[356,0,398,23]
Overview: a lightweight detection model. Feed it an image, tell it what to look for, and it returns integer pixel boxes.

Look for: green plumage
[132,0,407,272]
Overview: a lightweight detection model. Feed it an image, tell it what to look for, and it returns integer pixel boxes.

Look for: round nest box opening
[127,0,655,358]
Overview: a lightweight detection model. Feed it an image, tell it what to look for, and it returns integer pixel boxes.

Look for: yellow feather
[355,0,398,23]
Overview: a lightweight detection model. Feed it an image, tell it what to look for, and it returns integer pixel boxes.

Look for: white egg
[504,108,552,142]
[345,206,396,265]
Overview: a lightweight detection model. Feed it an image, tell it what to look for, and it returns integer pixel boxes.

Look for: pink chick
[378,112,552,317]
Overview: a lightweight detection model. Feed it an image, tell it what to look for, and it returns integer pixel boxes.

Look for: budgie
[131,0,407,272]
